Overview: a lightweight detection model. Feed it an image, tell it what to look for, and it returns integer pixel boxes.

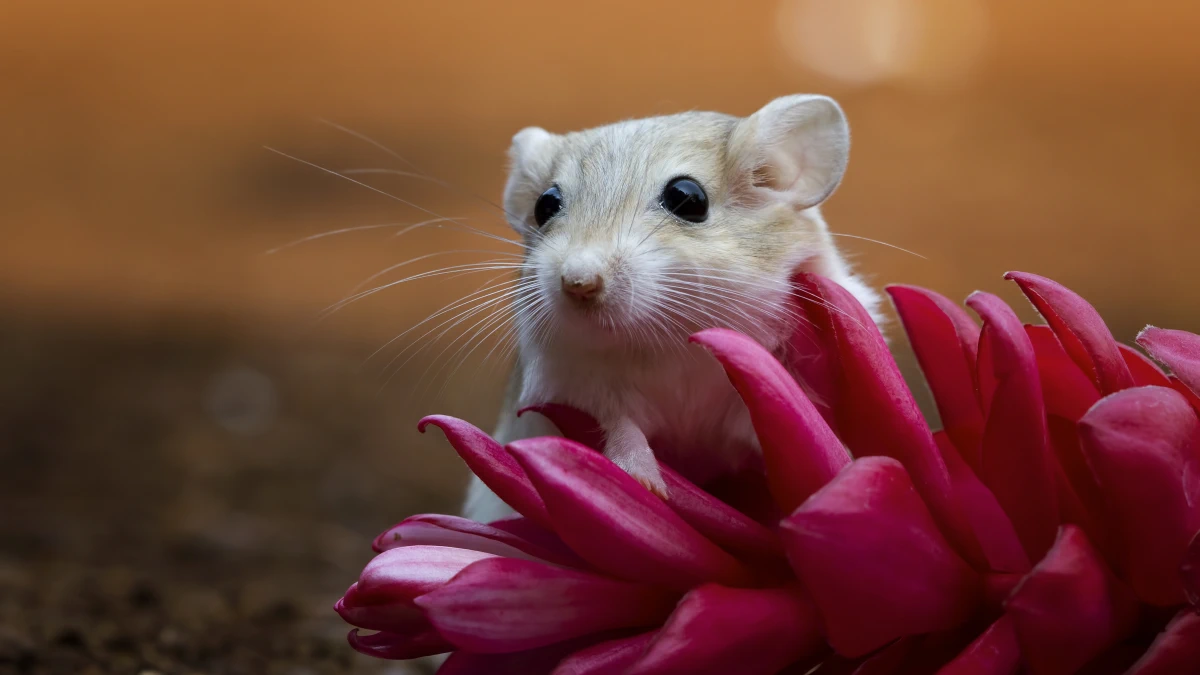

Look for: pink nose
[561,274,604,302]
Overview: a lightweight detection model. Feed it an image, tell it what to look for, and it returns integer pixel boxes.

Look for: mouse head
[504,94,868,353]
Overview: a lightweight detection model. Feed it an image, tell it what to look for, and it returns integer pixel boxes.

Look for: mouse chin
[549,296,665,349]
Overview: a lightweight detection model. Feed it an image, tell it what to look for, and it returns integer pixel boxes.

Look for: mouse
[463,94,883,524]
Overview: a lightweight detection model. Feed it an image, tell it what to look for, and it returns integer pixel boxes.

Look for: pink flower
[337,271,1200,674]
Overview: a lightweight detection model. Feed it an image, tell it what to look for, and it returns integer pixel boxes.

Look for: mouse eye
[660,177,708,223]
[533,185,563,227]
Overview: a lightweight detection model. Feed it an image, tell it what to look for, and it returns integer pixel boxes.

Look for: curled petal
[336,546,495,632]
[1079,386,1200,606]
[551,632,657,675]
[372,514,585,568]
[419,415,550,528]
[519,403,607,451]
[789,273,984,569]
[519,402,782,559]
[780,457,981,658]
[886,285,984,468]
[934,616,1021,675]
[1138,327,1200,398]
[1183,530,1200,608]
[1125,610,1200,675]
[1120,344,1172,387]
[346,627,451,660]
[967,291,1059,561]
[626,585,824,675]
[1006,526,1139,675]
[437,637,599,675]
[1005,271,1134,394]
[690,327,851,512]
[508,436,752,590]
[1027,325,1100,421]
[416,557,677,654]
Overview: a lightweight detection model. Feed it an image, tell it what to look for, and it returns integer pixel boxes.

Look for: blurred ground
[1,1,1198,674]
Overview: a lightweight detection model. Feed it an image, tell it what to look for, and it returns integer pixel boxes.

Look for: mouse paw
[610,449,669,500]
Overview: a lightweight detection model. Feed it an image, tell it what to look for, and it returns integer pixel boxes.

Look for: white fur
[463,95,881,522]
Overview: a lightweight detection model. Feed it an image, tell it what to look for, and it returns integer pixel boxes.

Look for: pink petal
[551,632,658,675]
[519,403,607,451]
[415,557,678,654]
[967,292,1059,561]
[625,585,824,675]
[780,457,981,658]
[346,627,452,660]
[1026,325,1101,421]
[519,403,782,559]
[934,616,1020,675]
[689,327,851,512]
[659,464,783,561]
[789,273,985,569]
[436,637,599,675]
[934,432,1030,574]
[1005,272,1134,394]
[1185,531,1200,609]
[1120,344,1172,387]
[487,516,586,563]
[1006,525,1139,675]
[1138,326,1200,398]
[886,285,984,469]
[1078,385,1200,606]
[1169,376,1200,415]
[1125,610,1200,675]
[419,415,551,528]
[372,514,586,568]
[507,436,753,590]
[336,546,496,632]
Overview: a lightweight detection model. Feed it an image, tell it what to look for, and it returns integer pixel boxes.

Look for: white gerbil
[464,94,882,524]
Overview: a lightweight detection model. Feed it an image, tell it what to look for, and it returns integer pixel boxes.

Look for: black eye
[533,186,563,227]
[660,177,708,223]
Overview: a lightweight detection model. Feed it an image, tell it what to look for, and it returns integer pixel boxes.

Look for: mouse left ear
[731,94,850,210]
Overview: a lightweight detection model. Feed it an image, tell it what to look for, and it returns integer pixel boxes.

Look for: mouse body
[464,95,882,524]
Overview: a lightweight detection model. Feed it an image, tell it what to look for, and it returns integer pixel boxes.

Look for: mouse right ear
[508,126,559,178]
[731,95,850,211]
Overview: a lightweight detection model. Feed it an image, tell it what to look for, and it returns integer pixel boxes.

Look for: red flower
[337,271,1200,674]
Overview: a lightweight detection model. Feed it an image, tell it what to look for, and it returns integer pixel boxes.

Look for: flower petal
[519,403,607,451]
[780,456,981,658]
[1006,525,1139,675]
[1185,531,1200,609]
[1125,610,1200,675]
[934,432,1030,574]
[789,273,984,568]
[1026,325,1100,421]
[1120,344,1172,387]
[372,514,586,568]
[518,402,782,559]
[436,637,599,675]
[690,327,851,512]
[1138,326,1200,398]
[934,617,1020,675]
[551,632,657,675]
[336,546,496,632]
[507,436,753,590]
[967,292,1059,561]
[419,415,551,528]
[886,285,984,468]
[625,585,824,675]
[416,557,678,654]
[346,627,452,660]
[1005,272,1134,394]
[1078,385,1200,606]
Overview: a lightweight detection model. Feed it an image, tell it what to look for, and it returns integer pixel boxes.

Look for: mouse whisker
[828,232,928,260]
[319,262,527,320]
[346,249,523,297]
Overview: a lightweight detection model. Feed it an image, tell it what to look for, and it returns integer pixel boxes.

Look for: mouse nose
[561,273,604,302]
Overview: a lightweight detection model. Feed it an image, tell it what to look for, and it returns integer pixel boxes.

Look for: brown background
[1,2,1197,673]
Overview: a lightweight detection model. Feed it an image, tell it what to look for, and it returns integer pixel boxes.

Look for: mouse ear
[732,95,850,210]
[508,126,559,177]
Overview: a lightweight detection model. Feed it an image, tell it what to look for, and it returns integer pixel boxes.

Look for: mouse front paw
[609,446,669,500]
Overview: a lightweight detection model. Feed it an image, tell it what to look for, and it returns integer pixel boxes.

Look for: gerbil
[464,94,883,524]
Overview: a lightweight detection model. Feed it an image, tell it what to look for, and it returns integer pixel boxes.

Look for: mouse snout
[558,252,608,305]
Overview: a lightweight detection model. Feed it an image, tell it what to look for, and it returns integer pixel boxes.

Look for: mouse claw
[633,472,670,500]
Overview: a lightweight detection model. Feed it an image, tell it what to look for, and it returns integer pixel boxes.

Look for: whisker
[829,232,927,260]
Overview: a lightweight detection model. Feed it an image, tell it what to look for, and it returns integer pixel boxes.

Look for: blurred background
[1,1,1197,673]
